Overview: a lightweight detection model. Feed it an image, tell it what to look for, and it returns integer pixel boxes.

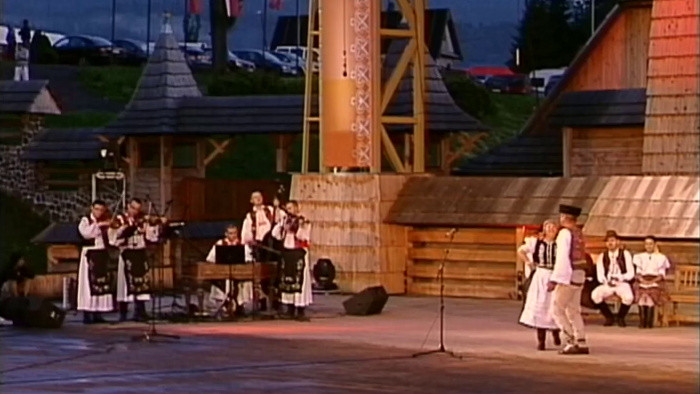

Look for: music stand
[213,245,245,319]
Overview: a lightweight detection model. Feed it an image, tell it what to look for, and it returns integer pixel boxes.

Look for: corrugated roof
[0,80,61,115]
[21,129,106,161]
[549,89,646,127]
[386,176,608,227]
[584,176,699,239]
[454,134,562,176]
[32,220,238,244]
[104,20,201,136]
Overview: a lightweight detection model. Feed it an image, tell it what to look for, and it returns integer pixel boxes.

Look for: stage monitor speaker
[0,296,65,329]
[343,286,388,316]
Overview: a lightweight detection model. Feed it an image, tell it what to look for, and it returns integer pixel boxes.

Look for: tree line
[511,0,619,73]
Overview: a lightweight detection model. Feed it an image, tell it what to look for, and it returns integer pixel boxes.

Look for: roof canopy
[22,129,106,161]
[0,80,61,115]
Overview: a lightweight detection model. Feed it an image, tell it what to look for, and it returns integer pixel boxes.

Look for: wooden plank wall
[407,227,518,299]
[643,0,700,175]
[570,127,644,176]
[290,174,409,294]
[566,5,652,91]
[176,178,278,221]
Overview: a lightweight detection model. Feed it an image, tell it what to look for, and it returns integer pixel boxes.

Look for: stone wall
[0,116,108,222]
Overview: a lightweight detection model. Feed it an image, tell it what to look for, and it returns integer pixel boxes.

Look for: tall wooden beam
[412,0,426,172]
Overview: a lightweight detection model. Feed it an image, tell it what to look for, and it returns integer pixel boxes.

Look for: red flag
[188,0,202,15]
[226,0,243,17]
[269,0,283,11]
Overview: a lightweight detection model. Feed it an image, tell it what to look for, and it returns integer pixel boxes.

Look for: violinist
[114,198,163,322]
[77,200,115,324]
[272,200,312,320]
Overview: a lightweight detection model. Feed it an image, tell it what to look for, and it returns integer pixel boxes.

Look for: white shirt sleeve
[659,254,671,277]
[206,245,217,263]
[632,254,642,272]
[241,214,254,244]
[296,222,311,242]
[271,221,284,240]
[78,217,98,240]
[621,250,635,281]
[550,229,572,285]
[596,253,606,284]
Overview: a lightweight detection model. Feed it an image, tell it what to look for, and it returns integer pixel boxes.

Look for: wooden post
[562,127,572,177]
[412,0,426,173]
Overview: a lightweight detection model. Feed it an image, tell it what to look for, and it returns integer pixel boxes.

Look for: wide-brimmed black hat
[604,230,619,240]
[559,204,582,217]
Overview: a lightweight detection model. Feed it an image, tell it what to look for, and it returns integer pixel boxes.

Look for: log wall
[290,174,409,294]
[407,227,519,299]
[643,0,700,175]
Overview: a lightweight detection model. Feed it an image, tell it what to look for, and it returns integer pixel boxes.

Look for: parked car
[202,48,256,72]
[112,38,148,65]
[544,74,564,96]
[233,49,298,76]
[483,75,531,95]
[274,45,319,72]
[53,35,121,65]
[270,51,304,74]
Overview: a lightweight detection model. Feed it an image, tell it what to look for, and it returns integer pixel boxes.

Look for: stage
[1,295,697,393]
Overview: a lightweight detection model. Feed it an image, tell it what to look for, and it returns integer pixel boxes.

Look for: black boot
[260,298,268,312]
[286,304,295,319]
[639,306,647,328]
[296,307,309,322]
[537,329,546,351]
[647,307,655,328]
[551,330,561,346]
[92,312,107,324]
[83,312,93,325]
[119,302,129,322]
[133,301,147,322]
[617,304,631,327]
[598,303,615,326]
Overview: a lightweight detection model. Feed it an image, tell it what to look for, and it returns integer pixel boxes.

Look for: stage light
[313,258,338,291]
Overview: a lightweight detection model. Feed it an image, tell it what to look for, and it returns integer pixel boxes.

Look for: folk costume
[518,236,561,350]
[272,215,312,319]
[241,205,285,310]
[633,251,670,328]
[593,246,634,326]
[77,214,115,323]
[114,214,158,322]
[549,205,589,355]
[205,237,244,311]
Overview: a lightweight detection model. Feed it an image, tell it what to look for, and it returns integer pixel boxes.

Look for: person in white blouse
[633,235,670,329]
[592,230,635,327]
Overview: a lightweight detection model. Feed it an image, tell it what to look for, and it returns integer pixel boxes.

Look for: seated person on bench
[633,235,670,329]
[202,225,242,313]
[592,230,635,327]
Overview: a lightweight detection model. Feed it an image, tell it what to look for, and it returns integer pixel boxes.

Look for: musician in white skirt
[77,200,115,324]
[518,220,561,350]
[272,200,312,320]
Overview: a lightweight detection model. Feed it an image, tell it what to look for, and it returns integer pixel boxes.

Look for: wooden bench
[663,265,699,326]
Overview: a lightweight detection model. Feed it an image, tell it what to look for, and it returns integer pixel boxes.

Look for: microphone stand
[131,195,179,342]
[413,228,462,359]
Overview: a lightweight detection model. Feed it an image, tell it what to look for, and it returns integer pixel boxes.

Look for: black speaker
[343,286,388,316]
[0,296,65,329]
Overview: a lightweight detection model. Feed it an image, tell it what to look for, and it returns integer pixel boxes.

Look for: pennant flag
[188,0,202,15]
[269,0,283,11]
[226,0,243,17]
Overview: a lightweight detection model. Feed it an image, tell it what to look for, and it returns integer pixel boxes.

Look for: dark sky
[0,0,523,66]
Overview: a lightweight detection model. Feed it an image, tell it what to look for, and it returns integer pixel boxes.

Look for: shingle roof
[583,176,699,239]
[386,176,608,227]
[384,40,488,133]
[549,89,646,127]
[104,22,201,136]
[0,80,61,115]
[176,96,306,135]
[32,220,239,244]
[455,135,562,176]
[21,129,106,161]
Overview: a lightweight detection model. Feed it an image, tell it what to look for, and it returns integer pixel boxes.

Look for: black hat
[605,230,619,240]
[559,204,582,217]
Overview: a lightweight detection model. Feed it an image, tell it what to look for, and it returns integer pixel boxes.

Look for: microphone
[446,228,457,237]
